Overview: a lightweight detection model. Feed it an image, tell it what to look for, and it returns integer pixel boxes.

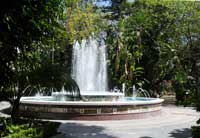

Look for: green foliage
[0,118,42,138]
[106,0,200,99]
[65,0,105,42]
[0,0,71,120]
[0,0,67,88]
[192,126,200,138]
[0,117,60,138]
[191,111,200,138]
[2,125,42,138]
[106,15,144,92]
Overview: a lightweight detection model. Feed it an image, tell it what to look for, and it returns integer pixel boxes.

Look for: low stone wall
[161,95,176,105]
[19,103,162,120]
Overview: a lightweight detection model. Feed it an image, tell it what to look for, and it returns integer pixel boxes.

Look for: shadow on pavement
[169,128,192,138]
[59,123,117,138]
[0,107,11,114]
[140,136,154,138]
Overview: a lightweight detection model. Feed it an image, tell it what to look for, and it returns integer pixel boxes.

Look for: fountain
[19,38,164,120]
[52,38,124,101]
[72,39,107,92]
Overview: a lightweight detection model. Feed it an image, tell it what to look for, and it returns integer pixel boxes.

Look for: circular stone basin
[19,97,164,120]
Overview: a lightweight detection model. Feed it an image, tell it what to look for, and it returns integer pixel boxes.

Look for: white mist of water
[71,38,107,92]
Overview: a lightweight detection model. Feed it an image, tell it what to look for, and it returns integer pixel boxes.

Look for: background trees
[106,0,200,102]
[65,0,104,42]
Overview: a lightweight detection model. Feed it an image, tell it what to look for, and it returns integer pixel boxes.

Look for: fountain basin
[52,91,124,101]
[19,97,164,120]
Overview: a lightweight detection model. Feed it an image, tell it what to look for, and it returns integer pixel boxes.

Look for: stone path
[0,101,10,117]
[56,106,200,138]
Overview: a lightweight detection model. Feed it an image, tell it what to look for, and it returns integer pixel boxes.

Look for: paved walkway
[56,106,200,138]
[0,101,10,117]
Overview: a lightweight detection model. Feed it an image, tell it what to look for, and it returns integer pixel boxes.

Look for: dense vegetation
[107,1,200,102]
[0,117,60,138]
[0,0,200,137]
[0,0,70,120]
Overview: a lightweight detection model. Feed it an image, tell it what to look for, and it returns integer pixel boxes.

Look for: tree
[0,0,68,121]
[0,0,106,121]
[65,0,105,42]
[106,0,200,98]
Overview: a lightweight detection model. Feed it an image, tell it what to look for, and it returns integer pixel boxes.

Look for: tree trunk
[195,60,200,111]
[11,97,21,123]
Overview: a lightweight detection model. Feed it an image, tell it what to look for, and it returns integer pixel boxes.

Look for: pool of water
[22,96,153,102]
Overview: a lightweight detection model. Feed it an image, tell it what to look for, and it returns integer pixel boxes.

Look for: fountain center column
[71,38,107,93]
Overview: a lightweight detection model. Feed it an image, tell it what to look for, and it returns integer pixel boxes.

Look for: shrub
[0,121,42,138]
[192,126,200,138]
[2,124,42,138]
[41,122,61,138]
[0,117,60,138]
